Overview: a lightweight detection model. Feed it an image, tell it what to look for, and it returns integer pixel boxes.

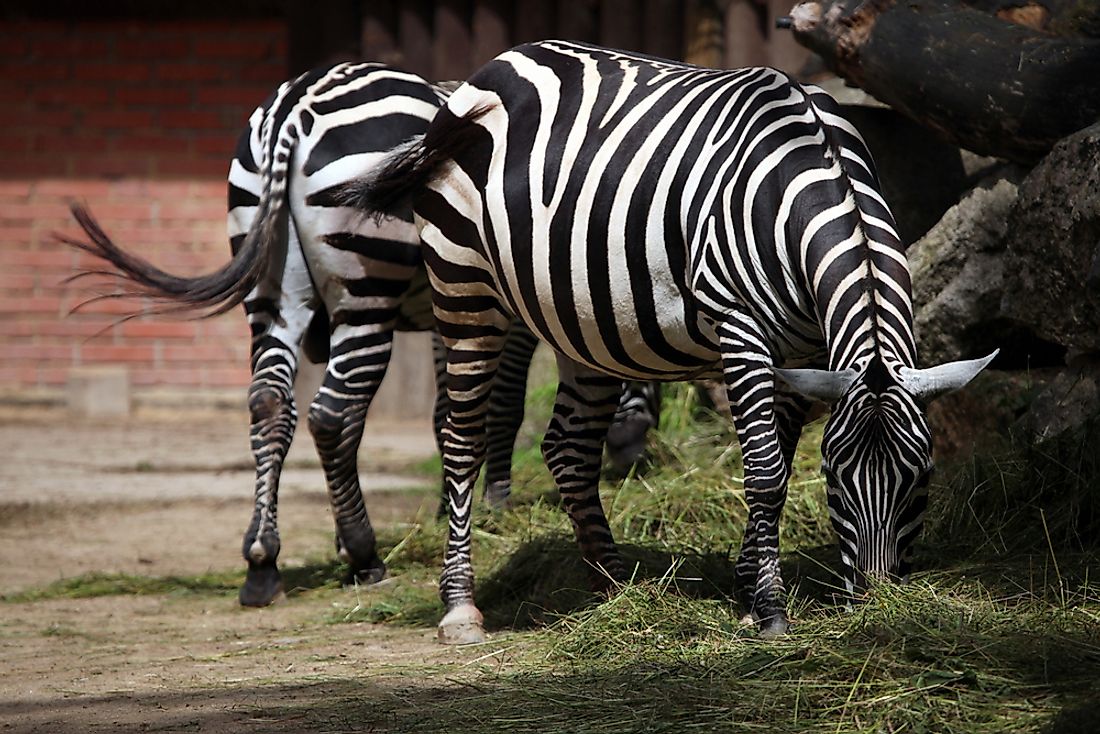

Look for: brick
[157,62,228,82]
[34,38,111,57]
[130,366,202,387]
[111,134,185,154]
[196,85,270,106]
[33,85,112,105]
[35,135,107,154]
[203,365,251,387]
[5,344,75,362]
[70,154,152,177]
[153,157,226,178]
[114,87,192,106]
[0,38,29,58]
[80,344,155,363]
[119,321,198,339]
[116,38,190,59]
[75,63,151,83]
[3,157,69,177]
[238,63,286,83]
[194,38,279,60]
[2,62,69,81]
[2,250,75,269]
[34,179,114,198]
[161,109,226,130]
[84,109,156,129]
[12,107,73,127]
[0,297,65,315]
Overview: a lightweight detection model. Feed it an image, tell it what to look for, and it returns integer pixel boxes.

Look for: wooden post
[723,0,766,69]
[643,0,684,60]
[764,0,810,74]
[514,0,556,44]
[398,0,435,79]
[362,0,401,66]
[472,0,511,69]
[558,0,599,43]
[684,0,723,68]
[600,0,643,51]
[434,0,473,81]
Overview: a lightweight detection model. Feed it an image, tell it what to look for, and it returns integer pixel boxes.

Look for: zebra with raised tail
[62,61,660,608]
[62,63,542,607]
[341,40,996,643]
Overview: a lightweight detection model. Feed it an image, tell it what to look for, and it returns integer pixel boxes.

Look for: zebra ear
[771,366,859,402]
[896,350,999,401]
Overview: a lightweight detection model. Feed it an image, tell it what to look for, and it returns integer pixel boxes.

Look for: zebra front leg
[543,357,626,590]
[431,330,451,519]
[240,335,301,607]
[309,326,391,588]
[437,321,508,645]
[720,321,792,637]
[483,321,540,508]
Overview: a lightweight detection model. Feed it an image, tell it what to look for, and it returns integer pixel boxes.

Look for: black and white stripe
[343,40,994,642]
[62,60,663,610]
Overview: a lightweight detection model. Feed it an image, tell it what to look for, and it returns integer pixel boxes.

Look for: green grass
[2,569,243,602]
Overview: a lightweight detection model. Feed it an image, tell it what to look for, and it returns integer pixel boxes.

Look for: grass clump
[3,569,242,602]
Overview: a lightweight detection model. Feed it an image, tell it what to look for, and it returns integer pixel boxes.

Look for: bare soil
[0,406,491,733]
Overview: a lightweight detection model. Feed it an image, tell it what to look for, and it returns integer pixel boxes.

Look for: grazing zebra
[340,40,996,643]
[62,61,660,608]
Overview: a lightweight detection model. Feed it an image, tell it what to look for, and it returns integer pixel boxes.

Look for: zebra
[61,61,661,609]
[339,40,996,644]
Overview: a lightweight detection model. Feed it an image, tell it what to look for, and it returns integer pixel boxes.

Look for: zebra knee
[306,398,345,445]
[248,385,290,424]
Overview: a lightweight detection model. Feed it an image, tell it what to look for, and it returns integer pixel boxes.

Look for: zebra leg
[733,387,811,618]
[719,320,793,637]
[544,356,626,590]
[239,334,302,607]
[431,330,450,519]
[483,321,540,508]
[308,325,392,588]
[437,318,509,645]
[605,381,661,477]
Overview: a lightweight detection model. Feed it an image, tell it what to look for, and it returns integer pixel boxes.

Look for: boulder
[1002,122,1100,356]
[907,169,1052,368]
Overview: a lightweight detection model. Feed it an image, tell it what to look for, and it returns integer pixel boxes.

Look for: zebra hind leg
[543,357,627,592]
[240,335,300,607]
[604,381,661,478]
[482,321,540,509]
[309,327,392,588]
[436,320,509,645]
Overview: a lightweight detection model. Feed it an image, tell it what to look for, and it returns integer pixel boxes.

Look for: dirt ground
[0,405,493,733]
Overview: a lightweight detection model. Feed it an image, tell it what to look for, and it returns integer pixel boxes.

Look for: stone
[66,365,131,417]
[1002,122,1100,356]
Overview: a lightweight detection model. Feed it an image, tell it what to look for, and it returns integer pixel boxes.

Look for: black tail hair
[58,202,273,319]
[337,104,492,222]
[57,71,313,320]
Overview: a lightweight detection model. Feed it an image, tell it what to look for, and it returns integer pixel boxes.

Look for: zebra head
[774,351,997,594]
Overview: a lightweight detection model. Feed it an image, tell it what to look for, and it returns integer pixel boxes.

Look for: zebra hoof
[240,561,284,607]
[484,480,512,510]
[438,603,486,645]
[758,612,790,639]
[343,556,387,587]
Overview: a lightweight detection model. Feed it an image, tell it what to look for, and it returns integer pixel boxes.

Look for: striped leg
[544,357,626,589]
[308,323,393,588]
[437,315,509,645]
[720,318,793,637]
[238,332,303,606]
[431,331,451,518]
[238,222,317,607]
[483,321,540,508]
[605,381,662,477]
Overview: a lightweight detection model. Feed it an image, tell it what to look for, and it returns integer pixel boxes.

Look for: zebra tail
[338,104,492,222]
[58,84,302,320]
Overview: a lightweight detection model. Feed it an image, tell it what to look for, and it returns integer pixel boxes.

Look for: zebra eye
[822,466,840,487]
[915,468,934,489]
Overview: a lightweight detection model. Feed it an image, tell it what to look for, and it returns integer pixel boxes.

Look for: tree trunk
[788,0,1100,162]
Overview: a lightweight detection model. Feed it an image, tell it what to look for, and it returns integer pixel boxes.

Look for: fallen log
[787,0,1100,162]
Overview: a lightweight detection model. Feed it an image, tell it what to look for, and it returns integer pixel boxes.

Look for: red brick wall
[0,18,288,400]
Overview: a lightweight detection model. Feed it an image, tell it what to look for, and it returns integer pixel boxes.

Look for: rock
[1014,363,1100,445]
[1002,123,1100,355]
[907,169,1050,367]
